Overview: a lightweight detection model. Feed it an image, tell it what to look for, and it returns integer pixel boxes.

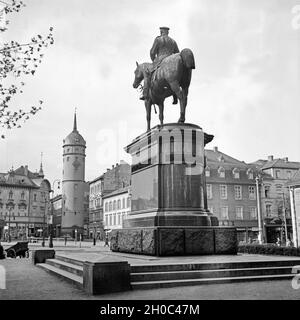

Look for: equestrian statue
[133,26,195,131]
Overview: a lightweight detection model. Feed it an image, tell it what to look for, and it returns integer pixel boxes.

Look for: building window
[105,203,108,212]
[206,184,212,199]
[250,207,257,219]
[67,157,70,162]
[33,194,37,202]
[266,204,272,216]
[9,191,13,199]
[113,200,116,210]
[218,167,225,178]
[105,215,108,227]
[122,198,125,209]
[21,192,25,200]
[264,186,270,198]
[287,171,292,179]
[117,213,121,225]
[234,186,242,200]
[221,207,229,220]
[117,199,121,210]
[205,167,210,177]
[109,214,112,226]
[113,213,116,225]
[233,168,240,179]
[235,206,243,219]
[275,170,281,179]
[220,185,227,199]
[109,201,112,211]
[249,186,256,200]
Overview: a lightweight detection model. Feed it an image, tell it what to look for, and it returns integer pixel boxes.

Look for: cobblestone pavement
[1,252,300,300]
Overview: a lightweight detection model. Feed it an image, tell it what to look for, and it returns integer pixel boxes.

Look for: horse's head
[133,61,144,88]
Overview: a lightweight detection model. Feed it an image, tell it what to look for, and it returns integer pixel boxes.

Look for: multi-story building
[205,147,259,243]
[0,164,51,240]
[252,156,300,243]
[103,186,131,230]
[88,160,131,239]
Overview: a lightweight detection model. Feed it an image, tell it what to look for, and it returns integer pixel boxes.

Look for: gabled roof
[205,149,249,169]
[102,186,131,199]
[287,169,300,187]
[251,158,300,170]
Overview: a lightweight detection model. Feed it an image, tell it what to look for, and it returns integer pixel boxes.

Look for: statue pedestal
[110,123,237,256]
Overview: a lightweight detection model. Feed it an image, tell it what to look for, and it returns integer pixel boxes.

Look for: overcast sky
[0,0,299,185]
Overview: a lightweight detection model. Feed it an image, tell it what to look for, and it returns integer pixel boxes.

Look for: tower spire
[73,108,77,132]
[39,152,44,177]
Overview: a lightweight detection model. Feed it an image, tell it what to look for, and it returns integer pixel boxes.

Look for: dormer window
[205,167,210,177]
[247,168,254,180]
[232,168,240,179]
[218,167,225,178]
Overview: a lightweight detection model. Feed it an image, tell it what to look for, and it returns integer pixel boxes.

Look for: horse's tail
[180,48,195,69]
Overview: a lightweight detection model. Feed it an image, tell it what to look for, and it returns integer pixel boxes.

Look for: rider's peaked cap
[159,26,170,31]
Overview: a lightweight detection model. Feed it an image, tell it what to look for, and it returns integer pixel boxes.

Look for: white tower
[61,112,86,237]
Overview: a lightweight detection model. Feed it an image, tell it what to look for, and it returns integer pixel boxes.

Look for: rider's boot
[172,95,178,105]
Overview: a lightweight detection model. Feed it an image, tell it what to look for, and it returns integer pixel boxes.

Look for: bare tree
[0,0,54,138]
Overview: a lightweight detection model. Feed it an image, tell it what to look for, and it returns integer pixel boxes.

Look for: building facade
[103,186,131,230]
[0,165,51,240]
[88,160,131,238]
[61,112,87,237]
[252,156,300,243]
[205,147,259,243]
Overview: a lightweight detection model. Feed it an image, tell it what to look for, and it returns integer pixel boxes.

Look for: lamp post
[42,197,46,247]
[255,175,263,244]
[282,192,288,245]
[7,205,13,243]
[50,179,60,248]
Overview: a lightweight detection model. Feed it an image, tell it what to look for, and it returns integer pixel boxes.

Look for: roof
[287,169,300,187]
[205,149,250,169]
[89,174,104,184]
[251,158,300,170]
[63,113,86,146]
[102,186,131,199]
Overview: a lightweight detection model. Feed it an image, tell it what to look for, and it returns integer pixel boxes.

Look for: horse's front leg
[145,99,151,131]
[158,102,164,125]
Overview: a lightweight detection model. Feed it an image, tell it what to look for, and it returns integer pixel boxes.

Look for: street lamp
[281,192,288,245]
[42,196,46,247]
[255,175,264,244]
[49,179,60,248]
[7,204,13,243]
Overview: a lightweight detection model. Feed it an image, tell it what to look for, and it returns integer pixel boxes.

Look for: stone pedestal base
[110,226,237,256]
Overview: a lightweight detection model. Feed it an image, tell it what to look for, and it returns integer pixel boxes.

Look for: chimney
[213,146,218,152]
[268,155,273,161]
[112,165,115,169]
[284,157,288,162]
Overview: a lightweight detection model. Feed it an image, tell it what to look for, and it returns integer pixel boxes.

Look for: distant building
[88,160,131,238]
[252,155,300,243]
[103,186,131,230]
[205,147,259,243]
[0,164,51,240]
[61,112,87,238]
[288,169,300,247]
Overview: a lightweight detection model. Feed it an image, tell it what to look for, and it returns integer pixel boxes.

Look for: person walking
[104,232,109,247]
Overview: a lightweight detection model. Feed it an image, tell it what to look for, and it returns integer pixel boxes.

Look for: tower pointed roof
[73,112,77,132]
[63,111,86,146]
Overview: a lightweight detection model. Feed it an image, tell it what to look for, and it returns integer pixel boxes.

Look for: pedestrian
[104,232,109,247]
[64,235,67,246]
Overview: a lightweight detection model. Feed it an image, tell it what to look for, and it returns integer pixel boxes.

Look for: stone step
[55,255,84,267]
[130,259,300,273]
[45,258,83,277]
[130,265,293,282]
[36,263,83,288]
[131,273,295,290]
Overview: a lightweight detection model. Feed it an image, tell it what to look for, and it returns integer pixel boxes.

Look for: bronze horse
[133,48,195,131]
